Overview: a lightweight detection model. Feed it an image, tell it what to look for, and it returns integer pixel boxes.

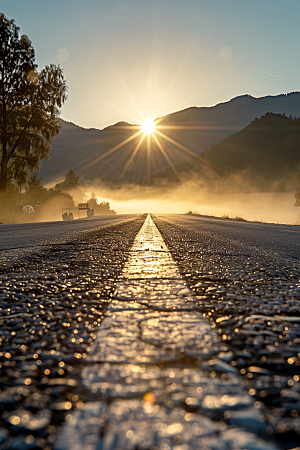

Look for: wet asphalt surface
[153,214,300,449]
[0,215,146,449]
[0,215,136,267]
[0,213,300,449]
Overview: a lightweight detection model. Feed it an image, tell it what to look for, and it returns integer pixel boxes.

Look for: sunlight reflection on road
[55,214,276,450]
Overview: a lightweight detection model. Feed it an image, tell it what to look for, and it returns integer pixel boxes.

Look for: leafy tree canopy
[0,12,68,197]
[295,184,300,207]
[24,173,47,204]
[55,169,79,192]
[23,173,74,207]
[87,193,116,215]
[26,173,46,193]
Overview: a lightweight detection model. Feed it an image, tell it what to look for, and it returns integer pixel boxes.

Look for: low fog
[81,177,300,225]
[4,176,299,226]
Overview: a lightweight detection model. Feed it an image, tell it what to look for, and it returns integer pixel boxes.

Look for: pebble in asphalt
[55,214,281,450]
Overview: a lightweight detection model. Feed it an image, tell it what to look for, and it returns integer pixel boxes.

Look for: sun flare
[82,109,198,183]
[141,117,155,134]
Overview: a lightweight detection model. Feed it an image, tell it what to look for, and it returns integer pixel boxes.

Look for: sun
[81,108,198,182]
[141,117,155,134]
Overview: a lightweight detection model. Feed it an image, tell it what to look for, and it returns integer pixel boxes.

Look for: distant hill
[144,113,300,190]
[39,92,300,184]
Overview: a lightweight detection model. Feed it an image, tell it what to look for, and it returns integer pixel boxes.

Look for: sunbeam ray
[155,129,197,158]
[120,133,146,180]
[98,94,143,126]
[146,133,151,178]
[153,34,200,119]
[79,129,142,174]
[156,125,237,131]
[70,127,141,177]
[152,133,179,179]
[97,36,144,120]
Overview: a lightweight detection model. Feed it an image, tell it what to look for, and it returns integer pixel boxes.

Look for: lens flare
[141,118,155,134]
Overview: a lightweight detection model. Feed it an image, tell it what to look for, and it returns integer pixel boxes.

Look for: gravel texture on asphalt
[0,215,146,450]
[55,214,280,450]
[2,212,300,450]
[0,215,137,268]
[152,214,300,450]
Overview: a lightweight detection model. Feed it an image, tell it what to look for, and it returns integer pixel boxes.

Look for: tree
[295,184,300,207]
[0,13,68,197]
[24,173,47,204]
[55,169,79,192]
[87,193,117,215]
[23,173,75,208]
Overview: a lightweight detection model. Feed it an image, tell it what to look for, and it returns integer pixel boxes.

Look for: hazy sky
[2,0,299,129]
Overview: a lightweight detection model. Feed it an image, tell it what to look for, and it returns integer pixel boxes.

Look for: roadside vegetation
[0,13,115,224]
[186,210,248,222]
[0,12,67,200]
[0,169,116,224]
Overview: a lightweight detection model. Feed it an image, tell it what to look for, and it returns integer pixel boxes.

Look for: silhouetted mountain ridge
[39,92,300,184]
[144,113,300,190]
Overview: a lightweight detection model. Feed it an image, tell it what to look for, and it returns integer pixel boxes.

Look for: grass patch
[185,211,249,222]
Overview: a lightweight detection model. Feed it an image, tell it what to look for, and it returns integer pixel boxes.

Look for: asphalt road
[1,213,300,449]
[152,213,300,448]
[158,213,300,261]
[2,212,300,267]
[0,215,147,450]
[0,214,136,266]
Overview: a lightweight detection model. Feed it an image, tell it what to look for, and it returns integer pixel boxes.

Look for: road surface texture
[0,215,136,267]
[0,214,145,449]
[0,213,300,449]
[152,214,300,449]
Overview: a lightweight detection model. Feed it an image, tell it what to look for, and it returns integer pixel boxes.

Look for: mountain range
[39,92,300,185]
[144,113,300,190]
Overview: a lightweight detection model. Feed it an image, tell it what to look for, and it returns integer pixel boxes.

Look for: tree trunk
[0,76,8,199]
[0,152,7,198]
